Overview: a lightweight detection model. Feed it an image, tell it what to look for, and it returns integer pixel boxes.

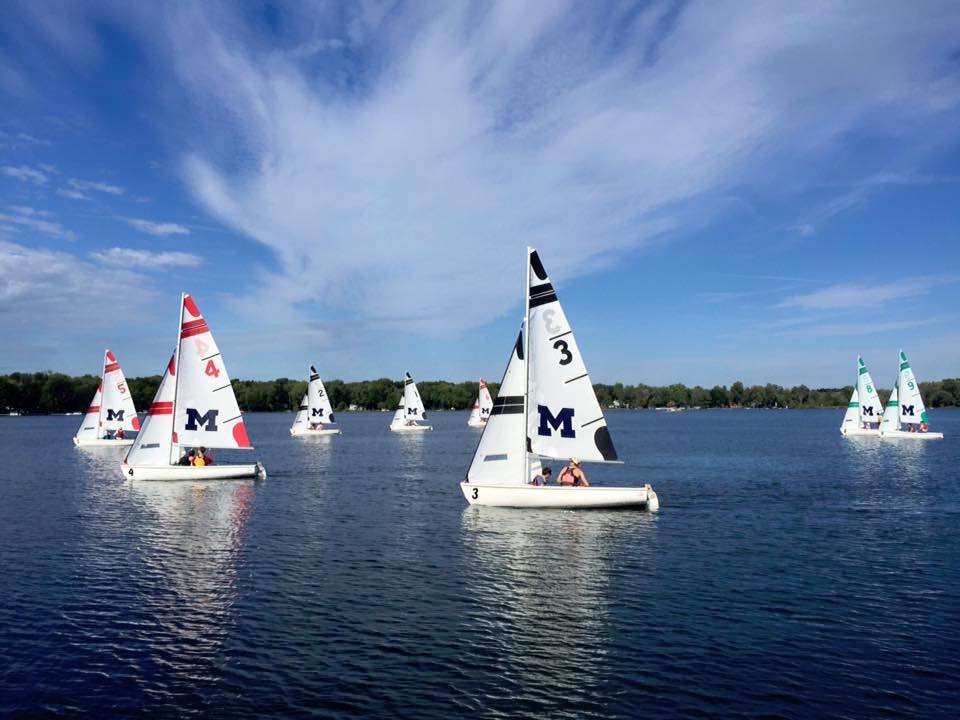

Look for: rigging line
[201,353,222,362]
[581,416,605,428]
[565,373,589,384]
[549,330,572,341]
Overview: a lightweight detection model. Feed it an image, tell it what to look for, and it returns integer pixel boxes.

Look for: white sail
[467,331,527,484]
[840,387,860,431]
[391,396,406,425]
[881,380,899,433]
[525,248,617,462]
[855,356,883,426]
[468,398,481,425]
[75,382,103,441]
[479,379,493,419]
[897,350,930,427]
[291,393,308,431]
[100,349,140,434]
[124,354,176,466]
[173,294,252,455]
[307,365,337,428]
[402,372,427,422]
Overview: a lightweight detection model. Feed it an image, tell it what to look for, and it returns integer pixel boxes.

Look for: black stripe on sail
[309,373,320,381]
[513,331,524,361]
[201,352,221,362]
[529,282,557,309]
[222,414,242,425]
[580,416,605,428]
[565,373,589,384]
[549,330,572,341]
[530,250,548,281]
[212,384,233,392]
[490,395,524,415]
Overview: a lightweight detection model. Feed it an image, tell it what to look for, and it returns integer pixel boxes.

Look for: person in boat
[178,449,196,466]
[557,459,589,487]
[104,429,116,440]
[116,428,125,440]
[196,447,213,466]
[531,467,552,486]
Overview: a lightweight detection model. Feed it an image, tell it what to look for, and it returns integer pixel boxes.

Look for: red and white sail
[75,382,103,442]
[173,294,251,456]
[124,354,176,466]
[468,379,494,426]
[100,349,140,434]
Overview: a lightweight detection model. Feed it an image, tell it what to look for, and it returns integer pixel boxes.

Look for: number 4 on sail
[121,293,267,480]
[460,247,658,510]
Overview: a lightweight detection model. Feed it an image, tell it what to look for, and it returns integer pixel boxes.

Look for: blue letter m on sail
[537,405,575,438]
[902,404,915,417]
[185,408,219,431]
[311,408,324,417]
[106,409,124,421]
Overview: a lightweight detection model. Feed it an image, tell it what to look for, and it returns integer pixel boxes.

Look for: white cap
[571,457,581,466]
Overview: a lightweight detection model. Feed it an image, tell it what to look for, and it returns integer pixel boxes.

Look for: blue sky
[2,1,959,388]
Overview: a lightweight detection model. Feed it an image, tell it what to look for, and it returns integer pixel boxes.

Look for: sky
[1,0,960,388]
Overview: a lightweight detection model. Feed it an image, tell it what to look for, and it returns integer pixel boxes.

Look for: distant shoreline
[2,371,957,415]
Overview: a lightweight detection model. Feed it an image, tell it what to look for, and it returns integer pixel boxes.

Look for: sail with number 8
[840,356,883,436]
[121,293,266,480]
[460,247,658,509]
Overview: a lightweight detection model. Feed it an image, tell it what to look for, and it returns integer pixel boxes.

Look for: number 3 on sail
[460,247,659,510]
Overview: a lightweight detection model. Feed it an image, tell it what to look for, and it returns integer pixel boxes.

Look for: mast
[522,246,532,485]
[169,292,185,465]
[97,349,106,437]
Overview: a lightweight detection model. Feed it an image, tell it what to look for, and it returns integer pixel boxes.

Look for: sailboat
[839,356,883,436]
[467,379,493,428]
[461,247,659,510]
[290,365,341,436]
[879,350,944,440]
[74,349,140,446]
[389,372,432,432]
[121,293,267,480]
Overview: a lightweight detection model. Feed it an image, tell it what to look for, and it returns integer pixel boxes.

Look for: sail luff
[522,247,532,484]
[170,293,185,465]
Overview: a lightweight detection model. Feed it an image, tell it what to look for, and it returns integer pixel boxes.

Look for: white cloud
[0,206,75,241]
[121,217,190,236]
[141,1,960,335]
[56,178,125,200]
[1,165,47,185]
[779,276,957,310]
[90,247,201,268]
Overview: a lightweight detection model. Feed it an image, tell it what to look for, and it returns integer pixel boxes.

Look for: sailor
[557,458,589,487]
[178,449,196,466]
[531,467,552,486]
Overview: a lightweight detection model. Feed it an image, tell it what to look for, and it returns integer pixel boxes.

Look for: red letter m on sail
[185,408,219,431]
[537,405,575,438]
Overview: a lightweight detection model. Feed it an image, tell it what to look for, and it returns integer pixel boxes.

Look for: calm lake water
[1,409,958,718]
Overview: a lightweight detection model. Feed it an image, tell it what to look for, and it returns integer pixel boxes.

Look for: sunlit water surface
[1,410,958,718]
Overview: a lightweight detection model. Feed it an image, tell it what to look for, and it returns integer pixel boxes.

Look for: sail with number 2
[121,293,266,479]
[291,365,341,436]
[390,371,432,431]
[461,248,658,509]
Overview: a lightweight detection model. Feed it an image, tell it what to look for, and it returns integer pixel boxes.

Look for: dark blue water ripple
[1,409,959,718]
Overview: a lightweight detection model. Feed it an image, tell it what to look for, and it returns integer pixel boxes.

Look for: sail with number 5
[467,379,494,427]
[291,365,341,436]
[460,247,657,509]
[121,293,266,479]
[74,349,139,446]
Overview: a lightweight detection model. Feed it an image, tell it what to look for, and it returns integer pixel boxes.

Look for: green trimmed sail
[896,350,931,427]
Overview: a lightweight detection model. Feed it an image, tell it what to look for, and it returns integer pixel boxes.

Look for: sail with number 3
[121,293,266,480]
[461,247,658,509]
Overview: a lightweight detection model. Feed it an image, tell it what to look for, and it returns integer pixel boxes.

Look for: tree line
[1,372,959,415]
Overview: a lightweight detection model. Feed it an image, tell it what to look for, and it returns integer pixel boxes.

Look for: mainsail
[172,294,251,458]
[307,365,337,426]
[401,372,427,422]
[525,248,617,462]
[467,332,527,484]
[855,356,883,426]
[124,354,176,466]
[100,349,140,434]
[897,350,929,426]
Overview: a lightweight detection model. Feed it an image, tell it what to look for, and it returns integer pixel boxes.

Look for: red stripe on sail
[232,421,251,448]
[180,320,209,339]
[87,405,100,414]
[149,401,173,415]
[106,350,116,362]
[168,355,176,376]
[104,362,120,373]
[183,295,201,318]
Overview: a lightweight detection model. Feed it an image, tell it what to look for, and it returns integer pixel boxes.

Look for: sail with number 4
[526,248,617,463]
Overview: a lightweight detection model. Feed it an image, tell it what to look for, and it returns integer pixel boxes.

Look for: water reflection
[126,480,254,669]
[459,508,657,705]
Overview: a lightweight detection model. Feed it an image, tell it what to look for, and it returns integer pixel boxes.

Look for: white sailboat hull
[840,427,880,437]
[390,423,432,432]
[461,482,659,510]
[880,430,944,440]
[121,462,266,481]
[290,427,342,436]
[74,437,135,447]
